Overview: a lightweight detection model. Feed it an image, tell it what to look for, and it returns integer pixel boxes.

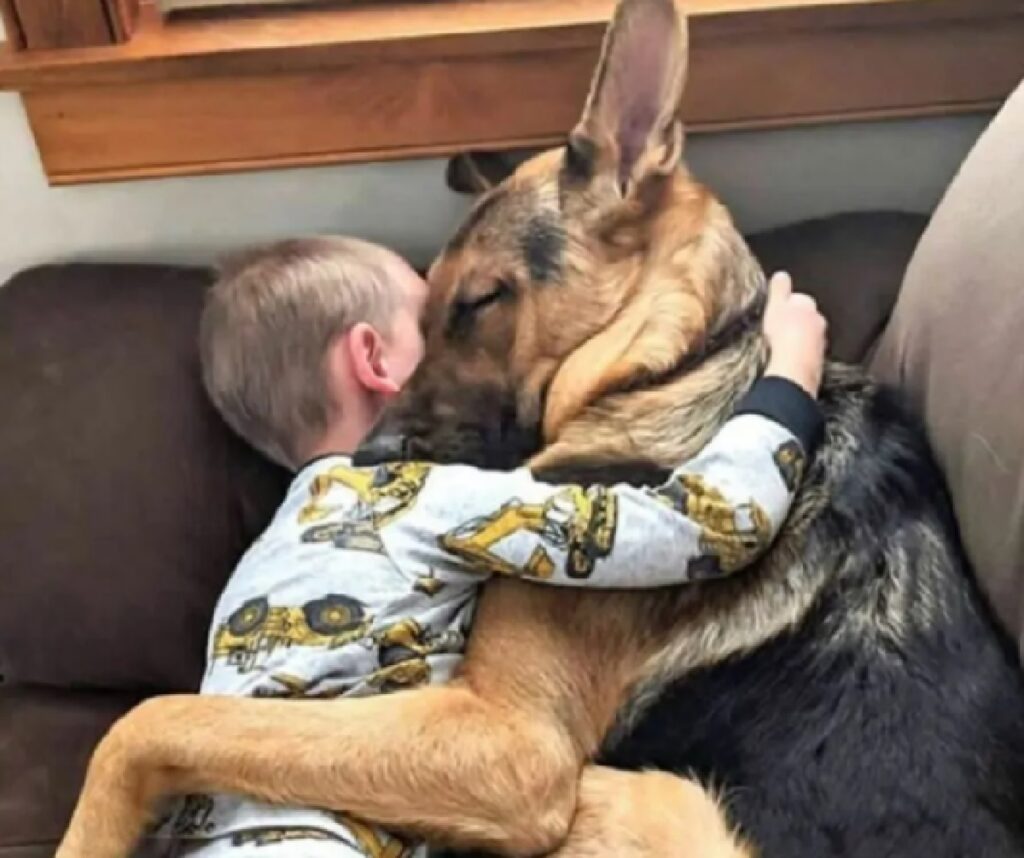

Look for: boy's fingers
[768,271,793,301]
[790,293,818,312]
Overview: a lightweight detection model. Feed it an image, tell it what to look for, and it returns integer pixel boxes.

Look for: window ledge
[1,0,1021,184]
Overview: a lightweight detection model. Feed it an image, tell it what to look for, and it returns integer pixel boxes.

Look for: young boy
[150,236,826,857]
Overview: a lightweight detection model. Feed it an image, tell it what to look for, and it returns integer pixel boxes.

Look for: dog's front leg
[57,684,580,858]
[55,722,168,858]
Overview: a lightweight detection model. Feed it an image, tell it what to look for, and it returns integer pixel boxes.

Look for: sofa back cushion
[871,84,1024,652]
[0,264,288,691]
[746,212,922,365]
[0,212,923,693]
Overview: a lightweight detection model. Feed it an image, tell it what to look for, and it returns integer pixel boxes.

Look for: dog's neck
[538,325,765,475]
[532,192,768,476]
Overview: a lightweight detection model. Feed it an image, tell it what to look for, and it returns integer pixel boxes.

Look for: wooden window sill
[0,0,1021,185]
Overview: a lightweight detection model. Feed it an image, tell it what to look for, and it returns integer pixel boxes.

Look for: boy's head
[200,236,426,470]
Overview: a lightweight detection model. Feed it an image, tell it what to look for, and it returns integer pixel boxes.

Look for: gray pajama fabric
[142,412,804,856]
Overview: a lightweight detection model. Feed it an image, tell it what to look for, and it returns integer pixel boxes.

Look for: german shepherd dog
[58,1,1024,856]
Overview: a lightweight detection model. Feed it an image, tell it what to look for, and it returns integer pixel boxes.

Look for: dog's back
[602,367,1024,856]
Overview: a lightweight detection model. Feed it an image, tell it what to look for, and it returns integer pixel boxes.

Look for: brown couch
[4,83,1024,855]
[0,213,927,856]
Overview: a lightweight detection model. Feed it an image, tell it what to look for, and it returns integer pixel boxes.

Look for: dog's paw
[552,767,754,858]
[55,815,148,858]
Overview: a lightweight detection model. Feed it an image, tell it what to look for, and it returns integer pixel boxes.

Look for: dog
[57,1,1024,856]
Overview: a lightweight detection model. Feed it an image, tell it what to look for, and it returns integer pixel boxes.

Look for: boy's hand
[763,272,827,398]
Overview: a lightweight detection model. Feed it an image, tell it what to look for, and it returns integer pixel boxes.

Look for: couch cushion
[746,212,925,365]
[0,265,289,691]
[871,84,1024,650]
[0,685,143,854]
[0,215,921,694]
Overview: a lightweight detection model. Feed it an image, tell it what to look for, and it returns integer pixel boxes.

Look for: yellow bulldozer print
[438,486,618,580]
[211,594,373,673]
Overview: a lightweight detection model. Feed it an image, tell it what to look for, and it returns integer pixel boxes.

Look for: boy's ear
[341,323,401,397]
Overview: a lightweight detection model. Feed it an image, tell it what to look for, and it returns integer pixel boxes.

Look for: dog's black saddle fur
[448,370,1024,858]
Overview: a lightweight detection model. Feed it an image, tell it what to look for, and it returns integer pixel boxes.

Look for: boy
[151,236,826,857]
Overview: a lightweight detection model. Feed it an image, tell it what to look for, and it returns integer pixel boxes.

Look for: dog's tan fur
[56,2,785,856]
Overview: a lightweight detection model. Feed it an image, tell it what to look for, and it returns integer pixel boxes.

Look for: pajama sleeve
[409,376,823,588]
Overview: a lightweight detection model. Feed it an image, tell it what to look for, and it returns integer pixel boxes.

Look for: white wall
[0,75,992,285]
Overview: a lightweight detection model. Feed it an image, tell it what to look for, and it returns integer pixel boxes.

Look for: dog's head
[358,0,765,471]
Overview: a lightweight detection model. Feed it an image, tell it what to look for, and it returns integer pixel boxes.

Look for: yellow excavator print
[657,473,772,576]
[438,486,618,580]
[298,462,431,528]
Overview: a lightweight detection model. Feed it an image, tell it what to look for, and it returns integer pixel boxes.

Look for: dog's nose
[353,431,407,466]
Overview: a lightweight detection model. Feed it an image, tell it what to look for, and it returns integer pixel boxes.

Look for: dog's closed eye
[448,278,515,336]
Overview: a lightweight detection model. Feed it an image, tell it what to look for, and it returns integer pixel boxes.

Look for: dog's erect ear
[445,152,521,196]
[569,0,688,194]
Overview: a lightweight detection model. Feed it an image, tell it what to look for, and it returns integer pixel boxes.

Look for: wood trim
[2,0,1020,89]
[107,0,142,43]
[3,0,1023,184]
[0,1,27,51]
[0,0,141,50]
[10,0,113,49]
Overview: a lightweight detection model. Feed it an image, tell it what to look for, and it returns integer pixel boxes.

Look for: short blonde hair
[200,236,410,469]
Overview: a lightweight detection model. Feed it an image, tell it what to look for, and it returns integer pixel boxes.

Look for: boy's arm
[422,375,822,588]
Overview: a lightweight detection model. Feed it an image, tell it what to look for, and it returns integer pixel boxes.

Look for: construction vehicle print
[343,816,418,858]
[773,439,805,491]
[258,666,421,699]
[413,572,445,596]
[230,823,415,856]
[256,671,353,700]
[365,656,431,692]
[231,828,335,847]
[656,473,772,577]
[300,519,386,554]
[365,618,464,692]
[298,462,432,528]
[438,486,618,580]
[165,794,216,838]
[211,594,373,673]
